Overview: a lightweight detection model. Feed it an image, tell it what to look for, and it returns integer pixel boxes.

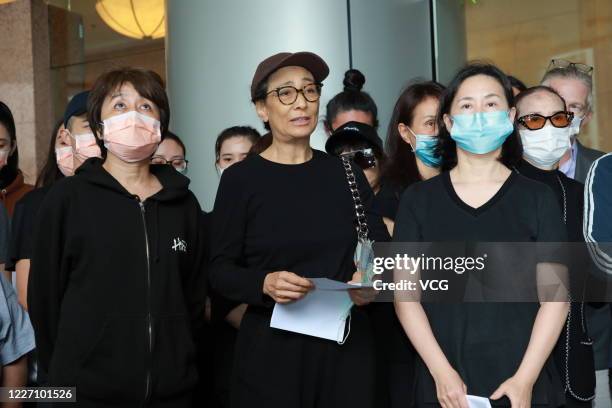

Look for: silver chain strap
[341,156,369,240]
[514,167,594,400]
[556,174,567,225]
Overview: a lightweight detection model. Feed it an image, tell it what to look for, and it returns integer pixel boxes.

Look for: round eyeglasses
[266,83,322,105]
[151,156,189,172]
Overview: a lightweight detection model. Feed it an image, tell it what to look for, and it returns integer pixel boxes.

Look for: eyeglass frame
[265,83,323,105]
[517,111,574,131]
[151,156,189,170]
[547,59,593,75]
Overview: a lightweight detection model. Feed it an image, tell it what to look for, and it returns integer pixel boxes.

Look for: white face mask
[520,125,572,169]
[569,115,583,137]
[216,165,225,177]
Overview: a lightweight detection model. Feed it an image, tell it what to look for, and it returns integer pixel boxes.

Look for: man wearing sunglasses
[325,121,385,194]
[541,59,604,184]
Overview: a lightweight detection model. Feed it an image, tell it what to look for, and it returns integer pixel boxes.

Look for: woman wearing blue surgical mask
[152,131,189,174]
[375,81,445,237]
[394,63,569,408]
[368,80,444,408]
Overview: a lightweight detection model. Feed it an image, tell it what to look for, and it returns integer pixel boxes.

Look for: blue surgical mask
[450,111,514,154]
[407,128,441,167]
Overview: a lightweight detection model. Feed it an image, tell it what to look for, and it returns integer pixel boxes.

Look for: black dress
[372,180,404,222]
[393,171,567,407]
[516,160,595,407]
[370,179,418,408]
[209,150,388,408]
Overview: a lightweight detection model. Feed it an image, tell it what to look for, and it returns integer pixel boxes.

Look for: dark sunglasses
[517,111,574,131]
[340,148,377,170]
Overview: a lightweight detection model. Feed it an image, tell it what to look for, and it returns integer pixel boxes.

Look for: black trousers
[230,306,375,408]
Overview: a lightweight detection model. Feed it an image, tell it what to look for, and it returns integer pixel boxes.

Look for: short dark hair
[508,75,527,93]
[215,126,261,161]
[251,76,272,131]
[88,68,170,140]
[162,131,187,157]
[436,62,522,171]
[382,80,445,189]
[36,119,65,188]
[514,85,567,117]
[0,101,19,176]
[324,69,379,131]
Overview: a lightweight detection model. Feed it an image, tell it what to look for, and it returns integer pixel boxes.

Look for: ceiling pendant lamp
[95,0,165,40]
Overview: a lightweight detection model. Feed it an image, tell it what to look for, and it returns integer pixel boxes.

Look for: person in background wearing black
[210,51,388,408]
[152,131,189,174]
[29,68,207,407]
[325,121,385,194]
[362,80,444,408]
[324,68,379,133]
[515,85,596,406]
[374,81,444,237]
[35,120,67,189]
[215,126,261,174]
[206,125,261,408]
[0,102,33,217]
[394,63,569,408]
[10,91,100,310]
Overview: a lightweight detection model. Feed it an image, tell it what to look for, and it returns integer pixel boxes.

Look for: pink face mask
[72,132,102,161]
[102,111,162,163]
[56,146,75,176]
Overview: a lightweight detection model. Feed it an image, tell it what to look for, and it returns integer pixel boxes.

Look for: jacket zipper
[139,200,153,403]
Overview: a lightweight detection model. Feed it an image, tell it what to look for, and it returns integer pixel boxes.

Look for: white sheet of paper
[270,288,352,342]
[309,277,374,290]
[467,395,492,408]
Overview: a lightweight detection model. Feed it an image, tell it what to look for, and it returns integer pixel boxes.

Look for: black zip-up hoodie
[28,158,206,406]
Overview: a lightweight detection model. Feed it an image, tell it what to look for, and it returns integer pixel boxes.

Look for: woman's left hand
[348,271,378,306]
[490,375,533,408]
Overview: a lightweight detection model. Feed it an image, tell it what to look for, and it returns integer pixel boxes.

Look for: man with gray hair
[541,59,604,183]
[543,59,609,406]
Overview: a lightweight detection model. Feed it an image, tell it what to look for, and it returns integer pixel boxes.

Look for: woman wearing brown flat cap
[209,51,389,408]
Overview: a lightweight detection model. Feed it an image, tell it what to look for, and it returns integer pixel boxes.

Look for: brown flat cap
[250,51,329,100]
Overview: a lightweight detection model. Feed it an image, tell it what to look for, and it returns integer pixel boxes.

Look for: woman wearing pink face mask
[10,91,101,311]
[54,90,102,177]
[29,68,207,407]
